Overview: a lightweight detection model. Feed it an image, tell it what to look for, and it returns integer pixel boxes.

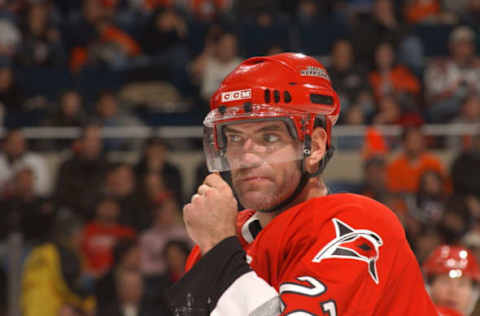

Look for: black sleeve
[167,237,251,315]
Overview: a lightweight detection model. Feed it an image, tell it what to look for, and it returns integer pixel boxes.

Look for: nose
[237,151,264,169]
[242,138,267,154]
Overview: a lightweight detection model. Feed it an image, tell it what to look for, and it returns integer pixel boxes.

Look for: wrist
[200,234,236,254]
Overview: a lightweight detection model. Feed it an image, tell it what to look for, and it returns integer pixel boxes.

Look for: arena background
[1,0,480,315]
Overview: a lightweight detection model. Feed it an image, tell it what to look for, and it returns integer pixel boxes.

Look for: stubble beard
[234,176,300,212]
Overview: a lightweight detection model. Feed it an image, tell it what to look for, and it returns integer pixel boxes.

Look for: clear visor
[203,105,307,172]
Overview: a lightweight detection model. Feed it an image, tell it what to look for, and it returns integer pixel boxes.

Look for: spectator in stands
[21,213,95,316]
[407,170,448,227]
[0,65,27,127]
[102,163,140,229]
[40,89,86,150]
[135,137,184,206]
[372,95,424,126]
[142,239,191,316]
[99,269,145,316]
[461,0,480,26]
[350,0,405,67]
[404,0,442,24]
[327,39,370,113]
[16,2,67,67]
[0,0,18,24]
[386,125,445,195]
[95,238,140,313]
[92,90,144,151]
[357,155,390,203]
[162,239,191,285]
[67,0,108,67]
[199,31,242,102]
[0,19,21,64]
[70,2,141,72]
[187,0,235,22]
[132,171,172,231]
[55,124,108,218]
[140,7,191,95]
[437,196,472,244]
[461,195,480,258]
[372,95,403,125]
[343,104,366,126]
[189,23,222,105]
[140,195,190,277]
[81,197,135,277]
[447,94,480,150]
[0,167,54,245]
[369,41,421,106]
[0,128,52,197]
[423,245,480,316]
[294,0,347,56]
[451,133,480,198]
[239,9,291,57]
[443,0,472,19]
[424,26,480,123]
[141,7,187,57]
[412,226,442,264]
[47,90,86,128]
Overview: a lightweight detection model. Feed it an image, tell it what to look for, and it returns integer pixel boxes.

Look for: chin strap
[259,144,335,213]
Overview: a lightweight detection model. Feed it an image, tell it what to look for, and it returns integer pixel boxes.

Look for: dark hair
[106,162,132,175]
[53,212,84,245]
[112,237,138,267]
[96,89,115,102]
[162,239,191,259]
[401,124,423,142]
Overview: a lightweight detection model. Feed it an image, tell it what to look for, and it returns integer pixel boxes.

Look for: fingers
[203,173,227,189]
[197,184,211,196]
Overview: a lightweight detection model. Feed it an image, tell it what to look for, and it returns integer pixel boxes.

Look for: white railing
[1,123,478,140]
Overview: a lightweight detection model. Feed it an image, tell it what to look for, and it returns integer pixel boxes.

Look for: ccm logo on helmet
[221,89,252,103]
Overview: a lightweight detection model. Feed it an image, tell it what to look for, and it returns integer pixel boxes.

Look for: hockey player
[169,53,438,315]
[423,245,480,316]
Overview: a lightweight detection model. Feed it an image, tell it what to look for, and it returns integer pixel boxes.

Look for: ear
[305,127,327,174]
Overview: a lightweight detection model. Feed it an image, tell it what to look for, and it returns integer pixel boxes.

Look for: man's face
[451,40,475,61]
[430,274,476,315]
[107,165,135,196]
[404,129,424,157]
[332,40,353,70]
[81,126,102,159]
[5,131,26,158]
[224,120,302,211]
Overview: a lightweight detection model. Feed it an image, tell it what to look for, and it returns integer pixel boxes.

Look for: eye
[263,133,280,143]
[227,134,243,144]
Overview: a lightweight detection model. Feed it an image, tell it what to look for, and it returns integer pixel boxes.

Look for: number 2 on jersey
[279,276,337,315]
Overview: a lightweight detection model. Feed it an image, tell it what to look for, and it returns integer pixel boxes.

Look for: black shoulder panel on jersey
[168,236,252,315]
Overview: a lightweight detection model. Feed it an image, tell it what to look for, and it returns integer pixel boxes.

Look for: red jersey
[186,193,437,315]
[436,306,464,316]
[82,222,135,275]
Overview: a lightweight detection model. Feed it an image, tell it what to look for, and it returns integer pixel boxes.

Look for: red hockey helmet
[203,53,341,172]
[423,245,480,282]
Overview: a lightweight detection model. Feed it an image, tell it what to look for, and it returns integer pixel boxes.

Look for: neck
[256,177,327,228]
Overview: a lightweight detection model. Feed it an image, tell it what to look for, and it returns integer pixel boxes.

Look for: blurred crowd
[0,0,479,315]
[0,0,477,128]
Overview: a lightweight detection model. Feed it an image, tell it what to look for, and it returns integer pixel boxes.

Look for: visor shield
[203,105,307,172]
